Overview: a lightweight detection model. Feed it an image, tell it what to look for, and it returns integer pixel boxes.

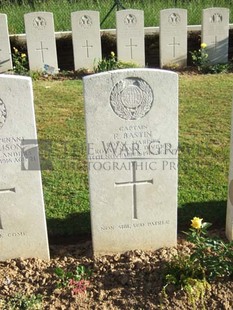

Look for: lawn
[2,0,233,33]
[33,73,233,237]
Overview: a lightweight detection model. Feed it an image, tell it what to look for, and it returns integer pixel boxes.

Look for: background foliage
[1,0,233,34]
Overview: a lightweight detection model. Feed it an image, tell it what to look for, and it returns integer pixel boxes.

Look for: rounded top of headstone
[110,77,153,121]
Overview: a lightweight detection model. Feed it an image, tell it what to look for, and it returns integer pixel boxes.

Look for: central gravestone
[160,9,187,68]
[0,75,49,261]
[116,9,145,66]
[83,69,178,255]
[71,10,102,71]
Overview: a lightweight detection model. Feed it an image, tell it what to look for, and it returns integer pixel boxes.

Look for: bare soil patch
[0,234,232,309]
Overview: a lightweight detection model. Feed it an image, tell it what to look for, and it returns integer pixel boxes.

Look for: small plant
[54,265,92,295]
[190,43,209,72]
[94,51,118,72]
[4,293,42,310]
[69,279,90,296]
[94,51,139,73]
[163,217,233,308]
[205,62,233,74]
[12,47,29,76]
[190,43,233,74]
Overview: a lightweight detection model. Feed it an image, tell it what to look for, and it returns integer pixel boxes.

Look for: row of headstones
[0,68,233,261]
[0,7,230,74]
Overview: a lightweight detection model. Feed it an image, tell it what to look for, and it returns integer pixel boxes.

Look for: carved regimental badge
[33,16,47,29]
[79,15,92,28]
[0,99,7,129]
[169,13,181,25]
[110,78,153,120]
[124,14,137,26]
[210,13,223,23]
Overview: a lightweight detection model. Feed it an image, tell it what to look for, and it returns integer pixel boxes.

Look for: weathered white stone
[71,10,102,70]
[226,98,233,241]
[202,8,229,64]
[160,9,187,68]
[83,69,178,255]
[24,12,58,73]
[0,14,12,73]
[116,10,145,66]
[0,75,50,261]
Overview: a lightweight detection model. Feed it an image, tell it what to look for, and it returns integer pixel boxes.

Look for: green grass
[32,73,233,237]
[1,0,233,34]
[33,80,89,236]
[178,74,231,228]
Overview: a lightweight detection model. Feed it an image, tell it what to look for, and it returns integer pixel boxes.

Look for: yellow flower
[13,47,18,53]
[110,51,115,57]
[21,53,26,58]
[201,43,207,49]
[191,217,203,229]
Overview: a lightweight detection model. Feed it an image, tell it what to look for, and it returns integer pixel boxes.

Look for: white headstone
[202,8,229,64]
[0,14,13,73]
[71,10,102,71]
[0,75,50,261]
[160,9,187,68]
[116,10,145,67]
[83,69,178,255]
[24,12,58,73]
[226,98,233,241]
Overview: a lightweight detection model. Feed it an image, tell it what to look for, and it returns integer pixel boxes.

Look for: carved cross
[168,37,180,58]
[82,40,93,58]
[115,161,153,220]
[210,36,218,51]
[0,187,16,229]
[125,38,138,59]
[36,41,48,63]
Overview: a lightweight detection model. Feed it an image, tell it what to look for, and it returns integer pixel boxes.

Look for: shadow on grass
[47,211,91,244]
[178,200,227,231]
[46,200,227,243]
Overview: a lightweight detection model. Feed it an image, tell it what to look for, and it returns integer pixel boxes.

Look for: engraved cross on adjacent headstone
[168,37,180,58]
[125,38,138,59]
[115,161,153,220]
[210,36,218,51]
[82,40,93,58]
[36,41,48,63]
[0,187,16,229]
